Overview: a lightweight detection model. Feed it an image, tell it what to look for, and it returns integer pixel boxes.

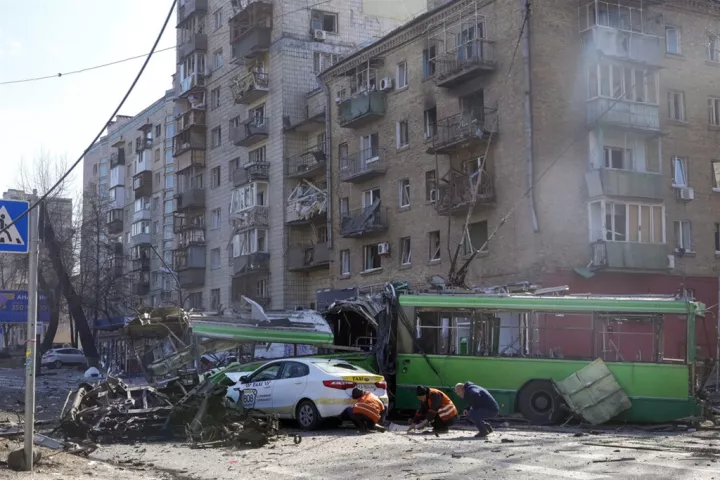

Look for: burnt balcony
[230,1,272,61]
[232,252,270,278]
[436,171,495,216]
[287,243,330,272]
[176,150,206,172]
[173,212,205,234]
[286,202,327,226]
[436,39,496,89]
[174,245,206,288]
[286,147,326,179]
[110,150,126,167]
[176,188,205,211]
[230,117,268,147]
[173,131,206,157]
[586,98,660,133]
[340,203,388,238]
[338,91,386,128]
[107,208,124,235]
[135,137,153,153]
[233,162,269,186]
[134,281,151,296]
[176,108,206,132]
[589,240,669,271]
[283,89,326,132]
[231,71,269,104]
[427,109,498,155]
[177,73,207,98]
[133,171,152,197]
[232,205,269,230]
[177,33,208,63]
[177,0,207,24]
[339,148,386,183]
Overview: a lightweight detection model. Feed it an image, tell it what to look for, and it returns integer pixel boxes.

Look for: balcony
[230,1,272,61]
[230,117,268,147]
[135,137,153,153]
[338,91,386,128]
[340,203,388,238]
[232,252,270,278]
[177,0,207,24]
[176,150,206,172]
[107,209,124,235]
[176,108,206,132]
[436,39,496,89]
[174,245,206,288]
[173,112,206,157]
[284,89,326,132]
[173,212,205,234]
[231,71,269,104]
[112,241,124,256]
[133,171,152,197]
[176,188,206,210]
[581,26,663,66]
[233,162,269,187]
[585,169,664,200]
[177,33,208,63]
[177,73,207,98]
[287,243,330,272]
[132,208,152,223]
[134,282,151,296]
[132,257,151,271]
[110,150,125,167]
[339,148,386,183]
[287,147,326,179]
[426,109,498,155]
[435,172,495,216]
[286,202,326,226]
[590,240,669,271]
[586,98,660,133]
[131,233,151,246]
[232,205,269,230]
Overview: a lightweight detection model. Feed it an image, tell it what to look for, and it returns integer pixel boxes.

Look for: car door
[272,361,310,418]
[69,349,85,364]
[235,362,282,413]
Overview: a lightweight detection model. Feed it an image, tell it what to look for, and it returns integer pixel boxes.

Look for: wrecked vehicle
[223,358,388,430]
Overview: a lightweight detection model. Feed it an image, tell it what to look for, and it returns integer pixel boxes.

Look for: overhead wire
[0,0,178,239]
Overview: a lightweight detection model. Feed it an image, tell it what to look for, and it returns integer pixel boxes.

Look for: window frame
[211,126,222,148]
[340,249,350,275]
[665,26,681,55]
[396,61,408,89]
[709,97,720,126]
[211,166,221,188]
[362,244,381,271]
[400,237,411,265]
[674,220,694,252]
[667,90,686,122]
[396,120,409,149]
[428,230,441,261]
[398,178,410,208]
[671,156,688,187]
[310,9,338,33]
[712,161,720,191]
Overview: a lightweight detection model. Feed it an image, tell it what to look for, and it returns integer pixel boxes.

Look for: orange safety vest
[426,388,458,421]
[352,392,384,424]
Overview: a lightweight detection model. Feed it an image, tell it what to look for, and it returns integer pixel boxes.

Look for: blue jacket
[463,382,499,413]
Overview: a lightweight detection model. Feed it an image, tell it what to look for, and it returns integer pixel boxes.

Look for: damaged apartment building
[171,0,427,311]
[318,0,720,357]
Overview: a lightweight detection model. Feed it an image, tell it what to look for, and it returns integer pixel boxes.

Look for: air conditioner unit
[678,187,694,201]
[378,242,390,255]
[667,254,675,270]
[429,189,438,202]
[313,29,327,41]
[379,77,393,91]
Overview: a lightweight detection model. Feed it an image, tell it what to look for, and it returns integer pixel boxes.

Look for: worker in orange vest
[343,388,387,433]
[408,385,458,434]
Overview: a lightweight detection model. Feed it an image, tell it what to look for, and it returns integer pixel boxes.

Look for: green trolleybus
[384,292,707,424]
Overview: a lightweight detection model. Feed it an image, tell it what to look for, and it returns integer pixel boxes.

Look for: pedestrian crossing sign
[0,199,29,254]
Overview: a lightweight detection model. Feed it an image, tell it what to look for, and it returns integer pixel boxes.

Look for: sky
[0,0,178,202]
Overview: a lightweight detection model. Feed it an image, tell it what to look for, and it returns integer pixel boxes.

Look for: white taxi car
[224,358,388,430]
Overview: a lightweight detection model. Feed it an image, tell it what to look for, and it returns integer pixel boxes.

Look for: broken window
[311,10,338,33]
[230,181,268,213]
[397,120,409,148]
[256,279,267,298]
[668,90,686,121]
[363,244,381,271]
[463,221,489,256]
[340,249,350,275]
[422,43,436,78]
[210,288,220,309]
[674,220,693,252]
[362,188,380,208]
[398,179,410,207]
[360,133,380,163]
[589,200,664,243]
[429,230,441,261]
[424,107,437,139]
[425,170,437,202]
[400,237,411,265]
[604,146,633,170]
[672,156,687,187]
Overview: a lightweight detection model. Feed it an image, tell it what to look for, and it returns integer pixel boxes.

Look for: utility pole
[24,193,40,471]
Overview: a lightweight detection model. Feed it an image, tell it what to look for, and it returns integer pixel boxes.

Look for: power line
[0,0,178,238]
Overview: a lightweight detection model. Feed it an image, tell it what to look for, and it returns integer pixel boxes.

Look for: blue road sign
[0,291,49,323]
[0,199,29,254]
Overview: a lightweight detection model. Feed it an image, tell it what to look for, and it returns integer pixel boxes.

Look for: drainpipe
[717,275,720,391]
[521,0,539,232]
[319,76,333,250]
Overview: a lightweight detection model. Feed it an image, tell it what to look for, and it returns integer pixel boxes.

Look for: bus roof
[398,293,705,316]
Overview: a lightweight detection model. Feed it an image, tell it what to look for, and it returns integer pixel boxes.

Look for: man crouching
[455,382,499,438]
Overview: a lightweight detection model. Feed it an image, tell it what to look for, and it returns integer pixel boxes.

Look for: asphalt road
[92,426,720,480]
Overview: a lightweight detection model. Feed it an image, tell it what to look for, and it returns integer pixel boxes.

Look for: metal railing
[287,146,326,177]
[340,205,388,237]
[436,39,496,81]
[430,109,498,151]
[436,174,495,214]
[231,71,269,103]
[339,147,386,182]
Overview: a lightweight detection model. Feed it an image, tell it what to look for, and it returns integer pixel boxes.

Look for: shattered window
[249,363,282,382]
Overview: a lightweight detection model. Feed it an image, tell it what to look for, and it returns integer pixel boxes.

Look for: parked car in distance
[224,358,388,430]
[41,348,86,369]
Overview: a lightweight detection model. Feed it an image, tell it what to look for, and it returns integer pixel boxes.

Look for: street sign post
[0,198,37,471]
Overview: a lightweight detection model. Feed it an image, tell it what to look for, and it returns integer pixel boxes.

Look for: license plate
[356,383,375,392]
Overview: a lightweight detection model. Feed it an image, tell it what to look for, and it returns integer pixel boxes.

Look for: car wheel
[296,400,321,430]
[517,379,566,425]
[54,360,63,369]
